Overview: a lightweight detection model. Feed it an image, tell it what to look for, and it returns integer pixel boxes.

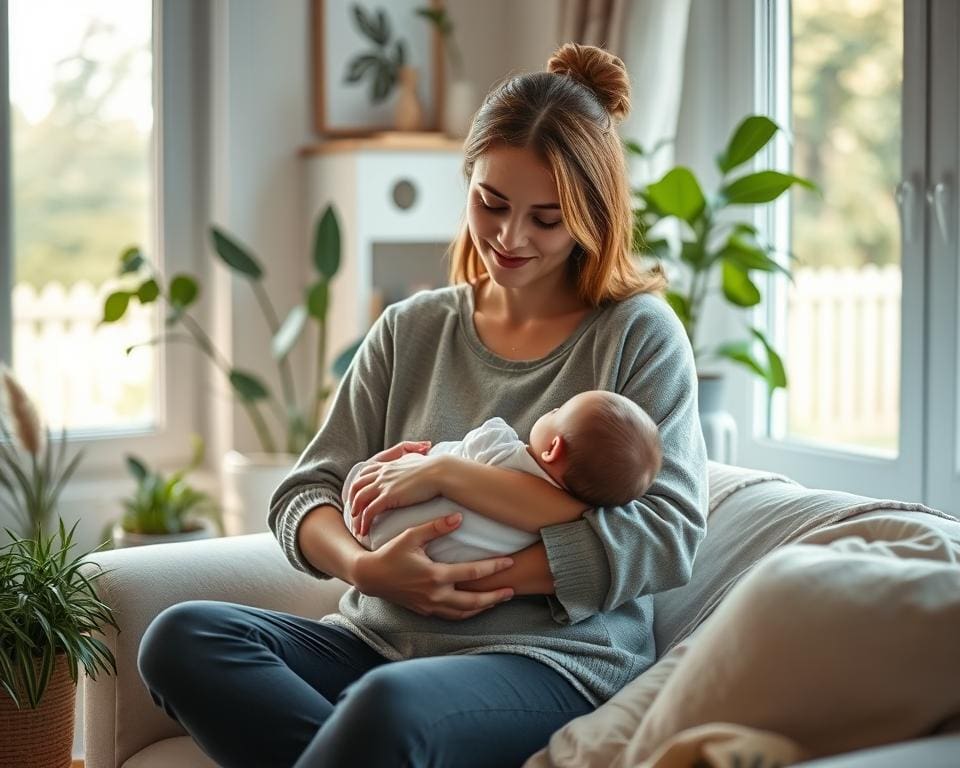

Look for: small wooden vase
[394,65,424,131]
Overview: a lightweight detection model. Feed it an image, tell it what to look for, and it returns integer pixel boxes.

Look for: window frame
[0,0,207,477]
[722,0,928,501]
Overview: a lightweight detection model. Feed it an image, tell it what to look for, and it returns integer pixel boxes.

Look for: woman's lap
[138,600,592,768]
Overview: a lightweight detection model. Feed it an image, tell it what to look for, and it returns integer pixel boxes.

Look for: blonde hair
[562,392,662,507]
[448,43,666,306]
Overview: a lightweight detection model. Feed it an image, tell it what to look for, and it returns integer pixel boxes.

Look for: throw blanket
[526,483,960,768]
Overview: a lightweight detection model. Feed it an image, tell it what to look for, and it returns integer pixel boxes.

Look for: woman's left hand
[348,454,447,536]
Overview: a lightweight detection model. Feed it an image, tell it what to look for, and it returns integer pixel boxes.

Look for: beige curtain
[559,0,631,55]
[558,0,693,185]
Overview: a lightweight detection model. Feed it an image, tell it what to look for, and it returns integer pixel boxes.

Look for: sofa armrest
[80,532,349,768]
[794,734,960,767]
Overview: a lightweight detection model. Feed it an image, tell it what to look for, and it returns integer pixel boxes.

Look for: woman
[138,43,708,768]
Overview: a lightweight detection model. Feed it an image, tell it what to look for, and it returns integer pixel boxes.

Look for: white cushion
[121,736,216,768]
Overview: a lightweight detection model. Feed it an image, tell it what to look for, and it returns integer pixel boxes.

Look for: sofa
[81,462,960,767]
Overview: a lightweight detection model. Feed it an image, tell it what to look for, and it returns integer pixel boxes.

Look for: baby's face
[529,392,595,456]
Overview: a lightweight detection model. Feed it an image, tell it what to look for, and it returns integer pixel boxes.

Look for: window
[0,0,204,474]
[724,0,959,506]
[8,0,156,432]
[784,0,902,454]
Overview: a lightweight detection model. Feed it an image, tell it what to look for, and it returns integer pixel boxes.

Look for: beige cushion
[632,533,960,762]
[121,736,216,768]
[526,516,960,768]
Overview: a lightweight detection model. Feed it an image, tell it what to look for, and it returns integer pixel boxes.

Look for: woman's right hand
[351,512,515,620]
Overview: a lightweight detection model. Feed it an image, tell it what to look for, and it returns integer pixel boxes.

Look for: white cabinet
[303,136,466,361]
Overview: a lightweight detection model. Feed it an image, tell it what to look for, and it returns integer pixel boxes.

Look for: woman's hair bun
[547,43,631,124]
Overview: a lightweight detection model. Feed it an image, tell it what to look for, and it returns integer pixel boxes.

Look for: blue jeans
[137,600,593,768]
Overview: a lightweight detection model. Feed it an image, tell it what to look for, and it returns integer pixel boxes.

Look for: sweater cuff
[540,519,611,625]
[277,489,344,580]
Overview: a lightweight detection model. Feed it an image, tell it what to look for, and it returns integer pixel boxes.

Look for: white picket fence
[10,269,901,449]
[11,281,156,430]
[786,264,900,451]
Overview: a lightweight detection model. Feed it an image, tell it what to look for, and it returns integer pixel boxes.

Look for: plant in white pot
[101,205,359,535]
[629,116,817,460]
[0,520,118,768]
[107,435,222,549]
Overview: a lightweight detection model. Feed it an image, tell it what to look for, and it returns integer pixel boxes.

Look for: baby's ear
[541,435,565,463]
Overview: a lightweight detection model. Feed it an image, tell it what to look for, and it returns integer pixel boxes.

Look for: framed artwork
[312,0,445,136]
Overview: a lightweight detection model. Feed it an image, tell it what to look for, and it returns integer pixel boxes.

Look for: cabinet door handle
[895,180,915,242]
[926,180,951,245]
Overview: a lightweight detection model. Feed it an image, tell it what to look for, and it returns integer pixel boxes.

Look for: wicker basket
[0,653,76,768]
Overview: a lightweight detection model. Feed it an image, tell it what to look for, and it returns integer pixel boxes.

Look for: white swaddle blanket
[342,417,559,563]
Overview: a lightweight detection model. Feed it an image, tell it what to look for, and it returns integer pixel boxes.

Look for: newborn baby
[342,390,662,563]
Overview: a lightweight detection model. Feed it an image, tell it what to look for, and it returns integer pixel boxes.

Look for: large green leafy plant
[101,205,360,455]
[0,520,118,709]
[629,116,816,397]
[0,367,83,540]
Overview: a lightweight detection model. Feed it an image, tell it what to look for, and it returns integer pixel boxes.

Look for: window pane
[785,0,902,453]
[9,0,154,431]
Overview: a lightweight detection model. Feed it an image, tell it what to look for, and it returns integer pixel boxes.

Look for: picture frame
[312,0,445,137]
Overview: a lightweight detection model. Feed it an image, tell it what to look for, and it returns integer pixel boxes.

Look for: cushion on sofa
[525,513,960,768]
[631,532,960,762]
[653,462,952,653]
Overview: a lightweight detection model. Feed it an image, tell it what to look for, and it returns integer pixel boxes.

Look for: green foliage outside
[792,0,901,269]
[13,20,150,289]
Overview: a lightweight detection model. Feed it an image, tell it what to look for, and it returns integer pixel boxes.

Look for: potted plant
[0,366,84,540]
[0,520,118,768]
[107,435,221,549]
[101,205,360,535]
[629,115,817,459]
[416,5,475,138]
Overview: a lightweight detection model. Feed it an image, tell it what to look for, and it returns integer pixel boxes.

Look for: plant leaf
[332,338,363,378]
[272,305,308,360]
[750,327,788,389]
[720,171,817,206]
[101,292,131,324]
[352,4,385,44]
[119,246,144,275]
[169,275,199,310]
[210,227,264,279]
[228,370,270,402]
[345,54,380,83]
[665,291,691,327]
[717,116,779,174]
[125,456,148,483]
[307,280,330,319]
[313,206,341,279]
[714,340,766,379]
[721,261,761,306]
[645,167,706,225]
[136,279,160,304]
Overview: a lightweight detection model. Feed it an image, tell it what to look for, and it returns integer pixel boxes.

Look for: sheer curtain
[559,0,692,184]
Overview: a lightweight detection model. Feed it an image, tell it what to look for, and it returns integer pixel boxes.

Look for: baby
[342,390,662,563]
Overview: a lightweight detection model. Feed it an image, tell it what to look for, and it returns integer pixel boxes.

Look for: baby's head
[529,391,661,507]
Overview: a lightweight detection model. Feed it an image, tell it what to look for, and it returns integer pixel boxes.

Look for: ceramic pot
[394,66,424,131]
[111,517,218,549]
[0,653,75,768]
[444,79,477,138]
[222,451,298,536]
[698,374,738,463]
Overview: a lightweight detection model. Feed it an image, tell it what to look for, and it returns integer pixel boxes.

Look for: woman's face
[467,145,578,292]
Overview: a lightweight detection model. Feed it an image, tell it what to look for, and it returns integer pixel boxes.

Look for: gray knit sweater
[268,283,708,705]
